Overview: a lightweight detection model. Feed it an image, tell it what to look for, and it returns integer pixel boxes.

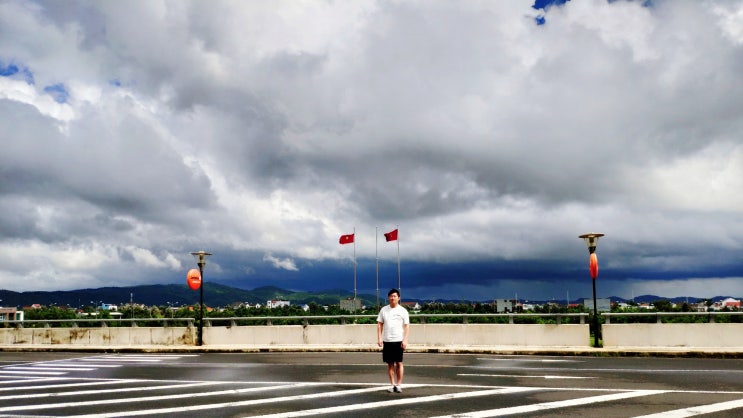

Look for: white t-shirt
[377,304,410,342]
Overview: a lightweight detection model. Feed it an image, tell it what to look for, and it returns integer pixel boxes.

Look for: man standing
[377,288,410,393]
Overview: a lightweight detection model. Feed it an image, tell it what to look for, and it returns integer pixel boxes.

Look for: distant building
[0,307,23,322]
[186,305,214,313]
[691,302,708,312]
[267,300,291,309]
[722,298,740,309]
[520,303,535,311]
[401,301,421,312]
[340,298,361,312]
[711,298,740,311]
[494,299,513,313]
[583,298,611,312]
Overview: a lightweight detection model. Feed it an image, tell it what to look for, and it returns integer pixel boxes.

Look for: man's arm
[377,322,384,347]
[401,323,409,349]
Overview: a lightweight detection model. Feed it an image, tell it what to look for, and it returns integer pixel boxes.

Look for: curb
[4,345,743,358]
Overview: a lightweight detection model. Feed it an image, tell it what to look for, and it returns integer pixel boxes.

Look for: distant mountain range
[0,284,737,309]
[543,295,737,305]
[537,295,734,305]
[0,284,377,309]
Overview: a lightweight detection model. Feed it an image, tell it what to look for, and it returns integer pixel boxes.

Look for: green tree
[653,299,673,312]
[24,306,77,321]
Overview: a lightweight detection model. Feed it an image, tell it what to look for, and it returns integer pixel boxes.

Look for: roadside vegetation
[11,298,741,328]
[609,299,743,323]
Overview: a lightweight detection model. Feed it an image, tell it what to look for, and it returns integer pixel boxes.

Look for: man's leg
[395,362,404,386]
[387,363,397,386]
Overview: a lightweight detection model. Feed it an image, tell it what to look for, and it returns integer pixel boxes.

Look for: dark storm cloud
[1,1,742,300]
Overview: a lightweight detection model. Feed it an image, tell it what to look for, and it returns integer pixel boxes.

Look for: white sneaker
[387,386,395,393]
[393,385,402,393]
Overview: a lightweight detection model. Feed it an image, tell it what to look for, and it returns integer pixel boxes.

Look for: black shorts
[382,341,404,364]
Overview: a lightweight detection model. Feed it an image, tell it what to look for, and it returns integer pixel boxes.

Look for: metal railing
[203,313,588,326]
[1,317,195,328]
[1,313,588,328]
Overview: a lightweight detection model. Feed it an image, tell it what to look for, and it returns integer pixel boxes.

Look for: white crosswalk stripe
[257,386,535,418]
[0,354,195,377]
[430,389,669,418]
[1,375,743,417]
[0,369,67,375]
[634,399,743,418]
[3,355,743,417]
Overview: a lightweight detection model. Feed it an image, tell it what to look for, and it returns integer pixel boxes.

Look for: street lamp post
[190,251,212,346]
[579,232,604,348]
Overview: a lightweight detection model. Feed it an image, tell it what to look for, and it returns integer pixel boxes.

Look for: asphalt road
[2,351,743,417]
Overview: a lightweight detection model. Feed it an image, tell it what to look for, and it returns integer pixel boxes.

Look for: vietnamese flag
[339,233,355,245]
[384,229,398,242]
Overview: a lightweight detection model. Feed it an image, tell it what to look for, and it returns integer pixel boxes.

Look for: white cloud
[126,247,162,268]
[636,142,743,212]
[0,77,74,124]
[263,253,299,272]
[163,253,182,270]
[714,2,743,45]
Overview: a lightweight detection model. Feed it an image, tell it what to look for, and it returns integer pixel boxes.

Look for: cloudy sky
[1,0,742,303]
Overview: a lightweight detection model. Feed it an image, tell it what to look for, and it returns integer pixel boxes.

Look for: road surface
[2,351,743,417]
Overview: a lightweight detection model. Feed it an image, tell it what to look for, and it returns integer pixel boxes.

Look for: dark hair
[388,288,400,297]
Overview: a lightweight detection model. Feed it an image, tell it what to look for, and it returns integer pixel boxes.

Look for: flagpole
[353,226,357,313]
[375,226,379,310]
[396,224,400,297]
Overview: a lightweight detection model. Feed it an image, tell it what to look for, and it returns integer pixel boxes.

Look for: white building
[267,300,291,309]
[494,299,513,313]
[401,301,421,312]
[711,298,741,311]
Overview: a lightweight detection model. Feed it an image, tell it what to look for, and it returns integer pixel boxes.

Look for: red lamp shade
[186,268,202,290]
[589,253,599,279]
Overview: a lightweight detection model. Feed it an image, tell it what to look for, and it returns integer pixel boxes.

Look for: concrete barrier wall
[6,323,743,349]
[206,325,307,346]
[413,324,587,347]
[0,323,591,347]
[204,324,591,347]
[0,327,195,346]
[603,323,743,348]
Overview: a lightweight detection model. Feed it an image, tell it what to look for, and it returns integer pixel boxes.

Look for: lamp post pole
[591,272,598,345]
[579,233,604,348]
[190,251,211,346]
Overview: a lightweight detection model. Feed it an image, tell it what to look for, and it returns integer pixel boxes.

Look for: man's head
[388,288,400,307]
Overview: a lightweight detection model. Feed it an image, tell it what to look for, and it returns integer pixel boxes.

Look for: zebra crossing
[3,376,743,417]
[2,354,743,417]
[0,354,196,378]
